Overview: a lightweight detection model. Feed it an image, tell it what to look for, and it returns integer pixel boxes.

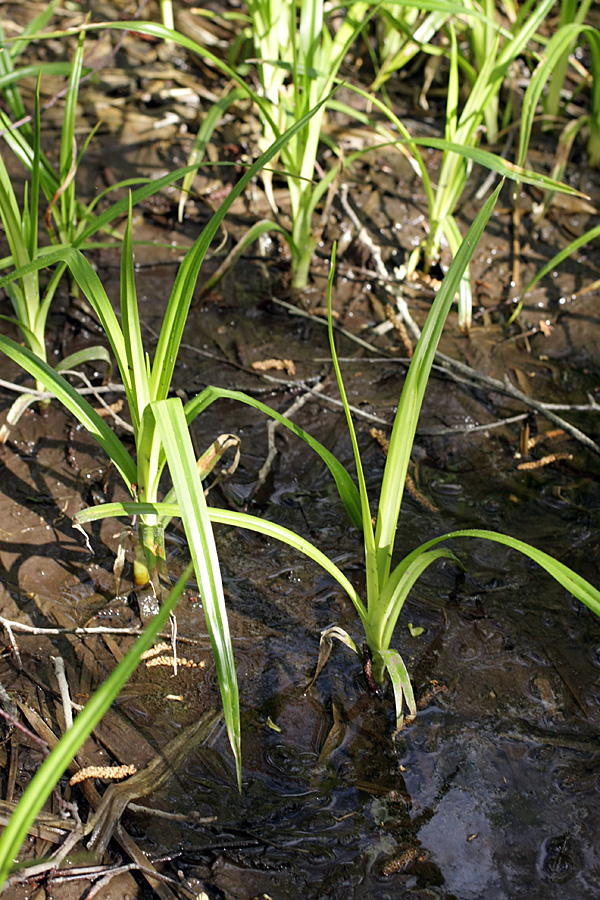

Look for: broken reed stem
[52,656,74,731]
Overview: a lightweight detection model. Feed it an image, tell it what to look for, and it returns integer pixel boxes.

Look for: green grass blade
[442,214,472,332]
[0,335,136,489]
[0,0,60,136]
[0,247,130,395]
[410,137,587,196]
[326,246,377,599]
[120,196,149,434]
[5,0,60,63]
[57,32,85,239]
[73,164,204,246]
[27,78,41,263]
[55,345,112,375]
[446,25,459,143]
[178,87,247,222]
[519,24,600,169]
[522,223,600,297]
[374,648,416,735]
[184,385,362,529]
[414,529,600,617]
[375,181,503,590]
[0,563,193,887]
[373,548,458,653]
[0,314,44,358]
[0,61,76,91]
[151,398,241,786]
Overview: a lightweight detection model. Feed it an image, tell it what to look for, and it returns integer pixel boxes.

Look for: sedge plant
[326,0,557,331]
[18,14,345,289]
[23,10,572,308]
[0,210,245,780]
[417,0,555,329]
[206,0,375,288]
[369,0,450,95]
[0,28,230,435]
[542,0,595,129]
[75,182,600,736]
[0,97,341,778]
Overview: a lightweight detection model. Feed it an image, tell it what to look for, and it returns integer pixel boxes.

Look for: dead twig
[435,352,600,456]
[255,385,325,491]
[52,655,74,731]
[339,183,420,345]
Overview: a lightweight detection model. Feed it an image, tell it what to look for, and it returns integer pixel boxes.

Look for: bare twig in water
[278,302,600,452]
[256,385,325,491]
[0,613,249,645]
[52,656,74,731]
[339,182,420,344]
[58,370,133,432]
[87,710,221,857]
[1,617,22,669]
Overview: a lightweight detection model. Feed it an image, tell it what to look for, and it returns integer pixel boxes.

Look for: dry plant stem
[475,133,514,200]
[169,610,178,677]
[6,700,193,900]
[418,412,530,435]
[182,335,392,425]
[270,297,393,357]
[59,369,134,432]
[0,707,48,754]
[511,202,522,304]
[0,615,230,647]
[127,802,215,823]
[0,377,126,397]
[85,860,179,900]
[272,301,600,448]
[2,831,88,887]
[1,618,22,669]
[52,655,73,731]
[0,799,74,843]
[0,614,148,637]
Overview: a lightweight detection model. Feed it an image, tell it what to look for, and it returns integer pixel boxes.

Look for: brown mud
[1,3,600,898]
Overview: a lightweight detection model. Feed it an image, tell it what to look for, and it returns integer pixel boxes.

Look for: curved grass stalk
[411,529,600,618]
[184,386,362,530]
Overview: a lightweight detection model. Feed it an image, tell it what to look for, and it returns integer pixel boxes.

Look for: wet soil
[2,3,600,899]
